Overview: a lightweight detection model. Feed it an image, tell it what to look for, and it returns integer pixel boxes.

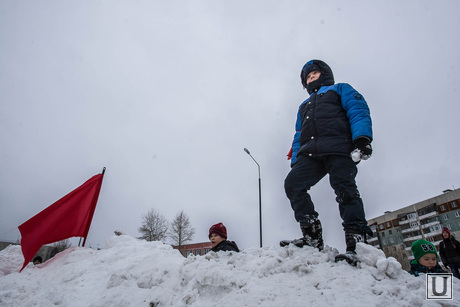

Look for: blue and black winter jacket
[288,61,373,166]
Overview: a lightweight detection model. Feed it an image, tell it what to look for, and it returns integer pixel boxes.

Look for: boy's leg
[325,155,371,263]
[283,156,326,249]
[284,156,326,223]
[325,156,370,234]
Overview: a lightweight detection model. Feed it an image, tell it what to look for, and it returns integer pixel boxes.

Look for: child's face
[418,253,437,269]
[442,231,450,238]
[306,70,321,85]
[209,233,225,247]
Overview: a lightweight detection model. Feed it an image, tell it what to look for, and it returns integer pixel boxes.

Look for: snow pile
[0,245,24,277]
[0,235,458,306]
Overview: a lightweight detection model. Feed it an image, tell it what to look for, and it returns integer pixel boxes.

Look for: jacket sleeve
[439,244,448,265]
[289,106,303,166]
[454,238,460,254]
[338,83,373,142]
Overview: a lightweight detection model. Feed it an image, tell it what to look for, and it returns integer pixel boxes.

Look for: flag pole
[81,167,106,247]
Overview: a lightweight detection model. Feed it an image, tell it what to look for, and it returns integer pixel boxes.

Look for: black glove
[354,137,372,160]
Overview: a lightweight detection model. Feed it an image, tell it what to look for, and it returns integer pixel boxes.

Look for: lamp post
[244,148,262,248]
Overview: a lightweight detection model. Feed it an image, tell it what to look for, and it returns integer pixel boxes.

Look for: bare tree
[169,210,195,251]
[138,209,169,242]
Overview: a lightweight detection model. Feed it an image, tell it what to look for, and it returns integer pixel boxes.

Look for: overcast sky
[1,1,460,252]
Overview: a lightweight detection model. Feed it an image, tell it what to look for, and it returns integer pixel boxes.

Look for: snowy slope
[0,235,458,307]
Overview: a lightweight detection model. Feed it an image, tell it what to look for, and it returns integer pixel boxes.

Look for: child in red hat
[439,226,460,279]
[209,222,239,252]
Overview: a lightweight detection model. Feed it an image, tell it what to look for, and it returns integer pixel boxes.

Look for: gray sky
[1,1,460,252]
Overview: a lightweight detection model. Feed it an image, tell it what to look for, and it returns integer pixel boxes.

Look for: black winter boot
[335,230,367,265]
[280,219,324,251]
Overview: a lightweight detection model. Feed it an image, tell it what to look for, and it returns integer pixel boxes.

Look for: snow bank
[0,236,458,306]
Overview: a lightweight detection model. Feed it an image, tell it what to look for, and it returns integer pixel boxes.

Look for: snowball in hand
[351,149,361,162]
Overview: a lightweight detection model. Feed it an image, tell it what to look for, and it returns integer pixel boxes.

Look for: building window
[455,211,460,218]
[452,201,458,208]
[410,222,419,228]
[430,225,442,232]
[381,232,385,237]
[440,205,446,211]
[390,237,395,244]
[386,222,391,228]
[443,214,449,220]
[408,213,416,220]
[194,250,201,256]
[389,230,393,235]
[185,251,192,257]
[379,224,385,230]
[205,249,212,254]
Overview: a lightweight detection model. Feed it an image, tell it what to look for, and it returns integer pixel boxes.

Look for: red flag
[18,171,105,272]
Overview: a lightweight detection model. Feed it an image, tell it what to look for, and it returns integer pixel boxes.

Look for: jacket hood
[301,59,335,94]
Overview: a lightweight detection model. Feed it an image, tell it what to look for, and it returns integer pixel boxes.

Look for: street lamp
[244,148,262,248]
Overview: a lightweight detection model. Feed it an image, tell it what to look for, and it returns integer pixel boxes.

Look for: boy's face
[418,253,437,269]
[306,70,321,85]
[209,233,225,247]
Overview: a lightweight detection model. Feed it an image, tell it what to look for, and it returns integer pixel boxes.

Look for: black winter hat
[300,60,335,94]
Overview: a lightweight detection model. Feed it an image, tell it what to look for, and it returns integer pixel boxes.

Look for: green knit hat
[411,239,437,261]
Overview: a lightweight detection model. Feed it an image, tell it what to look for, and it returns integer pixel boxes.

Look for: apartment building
[367,188,460,271]
[173,241,213,257]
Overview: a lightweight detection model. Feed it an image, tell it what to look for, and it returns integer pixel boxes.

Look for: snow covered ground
[1,235,458,306]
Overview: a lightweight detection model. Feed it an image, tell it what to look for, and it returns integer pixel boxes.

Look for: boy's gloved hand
[352,137,372,161]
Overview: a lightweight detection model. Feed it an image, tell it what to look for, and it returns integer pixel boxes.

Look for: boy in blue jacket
[281,59,373,264]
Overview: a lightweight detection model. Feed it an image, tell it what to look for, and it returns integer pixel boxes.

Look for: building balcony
[424,229,442,237]
[403,234,423,242]
[368,237,378,242]
[399,219,413,225]
[420,220,440,229]
[418,211,437,220]
[401,226,420,234]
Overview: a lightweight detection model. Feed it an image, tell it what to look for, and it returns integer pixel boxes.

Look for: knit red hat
[209,222,227,239]
[442,227,451,236]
